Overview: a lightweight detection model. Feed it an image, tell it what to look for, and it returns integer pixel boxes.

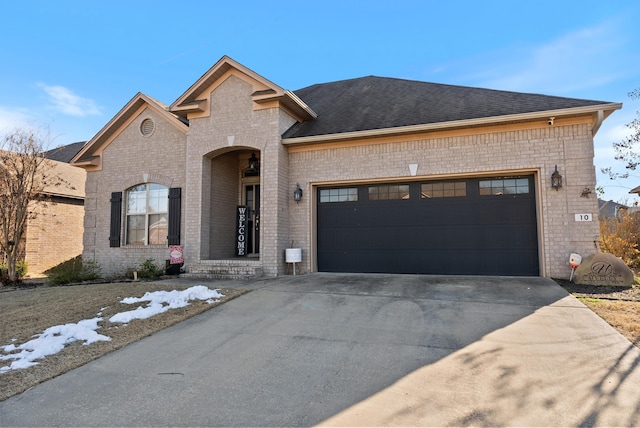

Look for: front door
[244,184,260,255]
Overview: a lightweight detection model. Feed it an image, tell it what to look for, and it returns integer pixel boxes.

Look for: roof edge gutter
[282,103,622,145]
[592,110,605,136]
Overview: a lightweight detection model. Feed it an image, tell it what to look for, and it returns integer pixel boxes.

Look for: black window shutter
[168,187,181,245]
[109,192,122,247]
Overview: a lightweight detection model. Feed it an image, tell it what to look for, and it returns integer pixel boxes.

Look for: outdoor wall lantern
[293,183,303,203]
[551,165,563,191]
[245,152,259,176]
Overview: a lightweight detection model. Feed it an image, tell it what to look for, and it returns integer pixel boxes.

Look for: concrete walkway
[1,274,639,427]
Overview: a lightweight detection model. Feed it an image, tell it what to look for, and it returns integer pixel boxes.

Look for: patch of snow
[0,318,111,372]
[1,344,17,353]
[109,286,224,324]
[0,286,225,373]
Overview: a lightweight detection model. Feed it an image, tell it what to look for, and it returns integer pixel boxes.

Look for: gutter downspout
[592,110,604,136]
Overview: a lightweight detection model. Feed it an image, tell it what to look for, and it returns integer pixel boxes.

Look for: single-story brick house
[2,143,86,277]
[71,56,621,279]
[25,158,85,276]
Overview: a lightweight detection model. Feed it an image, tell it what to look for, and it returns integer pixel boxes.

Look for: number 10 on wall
[574,213,592,222]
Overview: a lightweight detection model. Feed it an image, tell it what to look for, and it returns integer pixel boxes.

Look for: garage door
[317,175,539,276]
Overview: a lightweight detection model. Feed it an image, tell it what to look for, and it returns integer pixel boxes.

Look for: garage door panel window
[421,181,466,198]
[319,188,358,203]
[479,178,529,196]
[368,184,410,200]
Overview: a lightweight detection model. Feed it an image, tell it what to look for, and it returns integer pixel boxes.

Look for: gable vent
[140,118,155,136]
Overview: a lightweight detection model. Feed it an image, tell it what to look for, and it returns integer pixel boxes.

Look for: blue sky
[1,1,639,202]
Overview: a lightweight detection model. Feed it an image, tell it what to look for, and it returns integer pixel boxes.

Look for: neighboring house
[71,56,621,279]
[22,144,86,277]
[598,199,628,219]
[43,141,86,163]
[1,144,85,277]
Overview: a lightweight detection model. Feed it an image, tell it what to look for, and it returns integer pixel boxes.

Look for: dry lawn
[0,280,246,401]
[557,280,640,348]
[578,298,640,347]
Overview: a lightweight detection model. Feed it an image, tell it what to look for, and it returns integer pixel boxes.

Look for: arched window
[125,183,168,245]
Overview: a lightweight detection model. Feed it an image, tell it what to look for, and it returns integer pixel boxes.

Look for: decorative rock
[573,252,634,286]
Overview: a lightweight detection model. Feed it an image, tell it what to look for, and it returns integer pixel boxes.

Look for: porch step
[181,259,263,280]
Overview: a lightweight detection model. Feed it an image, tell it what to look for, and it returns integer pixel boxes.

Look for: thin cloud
[443,20,634,96]
[493,25,623,93]
[37,83,102,117]
[0,107,32,135]
[158,45,207,65]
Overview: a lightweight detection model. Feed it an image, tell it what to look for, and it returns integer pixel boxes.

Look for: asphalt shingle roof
[283,76,611,139]
[43,141,86,163]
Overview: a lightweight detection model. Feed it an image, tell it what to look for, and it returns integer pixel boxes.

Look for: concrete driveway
[1,274,639,427]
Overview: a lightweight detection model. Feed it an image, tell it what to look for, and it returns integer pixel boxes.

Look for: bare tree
[602,88,640,183]
[0,127,62,284]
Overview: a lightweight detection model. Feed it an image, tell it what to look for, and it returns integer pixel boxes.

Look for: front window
[126,183,168,245]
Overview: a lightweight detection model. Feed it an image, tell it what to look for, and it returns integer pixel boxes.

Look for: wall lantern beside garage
[293,183,303,203]
[551,165,563,191]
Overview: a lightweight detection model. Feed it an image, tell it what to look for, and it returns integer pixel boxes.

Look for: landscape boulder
[573,252,634,286]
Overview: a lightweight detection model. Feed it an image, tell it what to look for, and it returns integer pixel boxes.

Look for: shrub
[45,256,102,285]
[600,211,640,269]
[0,260,27,285]
[137,258,164,279]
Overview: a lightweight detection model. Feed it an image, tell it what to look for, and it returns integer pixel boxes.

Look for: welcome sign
[236,205,248,256]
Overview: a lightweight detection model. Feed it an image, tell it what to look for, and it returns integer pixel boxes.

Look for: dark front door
[245,184,260,255]
[317,175,539,276]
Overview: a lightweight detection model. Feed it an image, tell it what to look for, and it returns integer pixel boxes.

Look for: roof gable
[71,93,188,170]
[169,56,316,121]
[283,76,621,141]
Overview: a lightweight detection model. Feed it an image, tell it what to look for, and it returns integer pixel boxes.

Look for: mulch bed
[554,278,640,302]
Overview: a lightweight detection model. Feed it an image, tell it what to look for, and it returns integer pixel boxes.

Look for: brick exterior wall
[80,64,601,281]
[24,196,84,276]
[183,74,296,276]
[210,152,240,259]
[288,121,600,278]
[82,107,187,277]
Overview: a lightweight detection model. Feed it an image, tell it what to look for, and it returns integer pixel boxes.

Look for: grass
[577,298,640,347]
[555,279,640,348]
[0,280,247,401]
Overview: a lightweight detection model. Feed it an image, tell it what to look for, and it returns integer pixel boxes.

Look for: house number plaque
[574,213,592,222]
